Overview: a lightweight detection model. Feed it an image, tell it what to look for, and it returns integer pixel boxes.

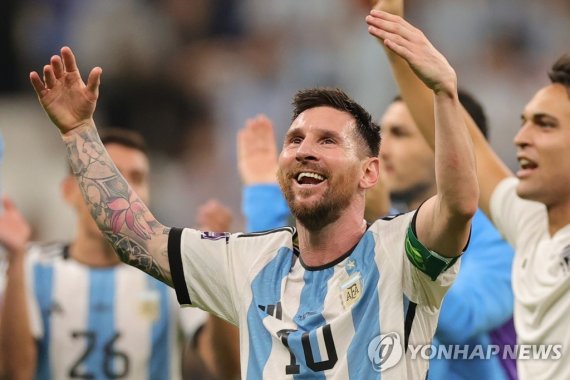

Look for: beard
[277,165,355,231]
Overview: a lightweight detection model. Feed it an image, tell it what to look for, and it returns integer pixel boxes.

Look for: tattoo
[105,232,173,287]
[64,127,172,285]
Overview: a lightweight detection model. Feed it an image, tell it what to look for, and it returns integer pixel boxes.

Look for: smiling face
[514,83,570,207]
[379,101,436,208]
[277,106,377,230]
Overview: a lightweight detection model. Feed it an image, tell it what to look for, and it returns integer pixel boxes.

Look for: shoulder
[369,211,414,234]
[234,226,296,240]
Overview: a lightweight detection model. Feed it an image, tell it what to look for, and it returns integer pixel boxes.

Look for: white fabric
[175,211,458,379]
[490,177,570,380]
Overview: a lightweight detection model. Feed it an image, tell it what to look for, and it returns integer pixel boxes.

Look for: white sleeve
[168,228,238,324]
[489,177,547,248]
[175,295,208,339]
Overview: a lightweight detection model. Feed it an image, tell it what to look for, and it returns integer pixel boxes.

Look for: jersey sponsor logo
[200,231,230,242]
[340,273,362,310]
[367,332,403,372]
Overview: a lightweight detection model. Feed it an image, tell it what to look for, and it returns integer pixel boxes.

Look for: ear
[61,175,79,205]
[360,156,380,190]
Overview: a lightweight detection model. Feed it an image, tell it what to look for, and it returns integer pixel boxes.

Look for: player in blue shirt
[30,17,479,378]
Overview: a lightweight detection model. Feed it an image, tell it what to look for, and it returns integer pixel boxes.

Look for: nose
[295,139,318,162]
[379,138,391,161]
[514,123,531,149]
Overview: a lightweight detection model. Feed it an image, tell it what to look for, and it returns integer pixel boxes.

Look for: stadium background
[0,0,568,241]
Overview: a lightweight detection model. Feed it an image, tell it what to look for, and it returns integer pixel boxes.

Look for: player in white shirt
[29,12,478,379]
[367,2,570,378]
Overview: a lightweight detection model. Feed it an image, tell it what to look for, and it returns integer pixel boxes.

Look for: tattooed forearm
[62,126,173,285]
[105,232,173,287]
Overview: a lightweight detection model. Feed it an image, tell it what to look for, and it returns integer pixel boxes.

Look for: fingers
[61,46,79,73]
[51,55,64,79]
[29,71,45,95]
[86,67,102,96]
[43,65,57,89]
[197,199,233,232]
[2,197,14,213]
[238,114,275,156]
[383,38,413,61]
[366,10,416,40]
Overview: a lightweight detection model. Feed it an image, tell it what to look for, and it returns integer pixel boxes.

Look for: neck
[296,203,366,267]
[70,227,121,267]
[394,183,436,211]
[547,201,570,236]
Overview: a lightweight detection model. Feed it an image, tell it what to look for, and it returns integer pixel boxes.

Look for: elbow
[449,179,479,220]
[447,193,479,222]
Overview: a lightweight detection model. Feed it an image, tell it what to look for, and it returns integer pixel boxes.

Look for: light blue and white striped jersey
[24,242,206,380]
[169,211,459,379]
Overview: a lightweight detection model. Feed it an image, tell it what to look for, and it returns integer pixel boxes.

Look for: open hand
[30,46,102,134]
[367,0,403,16]
[237,115,279,185]
[197,199,233,232]
[366,10,456,96]
[0,198,31,255]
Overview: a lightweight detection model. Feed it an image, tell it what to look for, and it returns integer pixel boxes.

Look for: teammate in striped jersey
[31,12,478,378]
[0,130,238,380]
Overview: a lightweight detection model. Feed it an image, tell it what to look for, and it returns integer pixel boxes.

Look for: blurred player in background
[0,129,238,380]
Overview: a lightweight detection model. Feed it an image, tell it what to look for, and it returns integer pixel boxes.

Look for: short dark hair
[99,128,148,155]
[292,88,381,157]
[549,54,570,92]
[457,89,488,139]
[391,88,489,139]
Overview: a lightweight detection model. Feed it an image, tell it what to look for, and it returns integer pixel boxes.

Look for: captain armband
[405,225,460,281]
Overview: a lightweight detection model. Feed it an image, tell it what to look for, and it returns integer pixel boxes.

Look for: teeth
[519,158,535,169]
[519,158,530,166]
[297,172,325,182]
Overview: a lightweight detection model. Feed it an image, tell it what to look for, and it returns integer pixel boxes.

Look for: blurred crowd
[0,0,568,241]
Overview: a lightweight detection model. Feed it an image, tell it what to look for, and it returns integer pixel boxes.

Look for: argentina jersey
[24,242,197,380]
[169,211,459,379]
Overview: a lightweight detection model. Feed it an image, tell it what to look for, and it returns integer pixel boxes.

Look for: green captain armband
[405,225,459,281]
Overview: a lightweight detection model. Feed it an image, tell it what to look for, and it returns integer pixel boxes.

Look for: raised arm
[367,2,511,216]
[30,47,172,285]
[237,115,290,231]
[366,12,478,257]
[0,198,36,380]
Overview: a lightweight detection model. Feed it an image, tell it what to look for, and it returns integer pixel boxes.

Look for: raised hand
[29,47,102,134]
[197,199,233,232]
[366,11,456,96]
[237,115,279,185]
[0,198,31,255]
[368,0,403,16]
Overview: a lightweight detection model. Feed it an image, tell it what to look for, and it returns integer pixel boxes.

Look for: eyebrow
[285,127,343,139]
[521,113,559,124]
